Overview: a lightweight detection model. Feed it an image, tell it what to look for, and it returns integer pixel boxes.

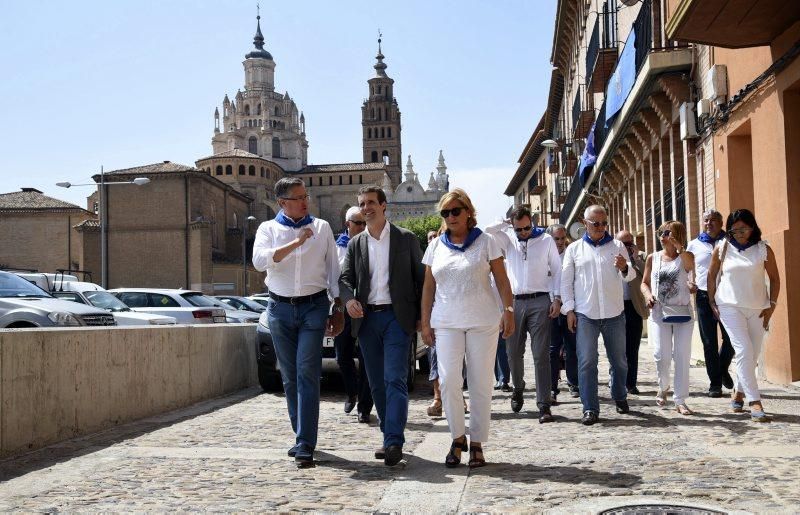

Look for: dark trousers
[549,314,578,391]
[494,336,510,385]
[696,289,735,390]
[623,300,643,389]
[333,316,373,415]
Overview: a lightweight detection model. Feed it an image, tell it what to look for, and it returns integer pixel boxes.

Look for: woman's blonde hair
[659,220,687,250]
[437,188,477,231]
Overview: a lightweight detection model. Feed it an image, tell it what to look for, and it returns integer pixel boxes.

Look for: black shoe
[569,384,580,398]
[581,411,598,426]
[708,389,722,398]
[511,389,524,413]
[550,392,559,406]
[494,381,502,390]
[501,383,513,392]
[358,412,371,423]
[384,445,403,466]
[374,446,385,459]
[287,443,300,457]
[294,444,314,467]
[722,371,734,390]
[627,386,641,395]
[539,406,554,423]
[344,396,357,414]
[615,400,630,414]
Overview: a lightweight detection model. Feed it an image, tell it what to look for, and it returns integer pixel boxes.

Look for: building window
[272,137,281,157]
[388,127,392,138]
[274,106,280,116]
[339,176,342,185]
[256,103,261,115]
[260,167,265,178]
[328,176,332,185]
[370,108,375,119]
[239,165,245,175]
[349,175,353,184]
[248,136,257,154]
[319,177,324,186]
[368,128,372,138]
[378,109,382,121]
[359,175,363,184]
[244,104,250,115]
[378,85,382,94]
[307,177,312,186]
[371,151,378,163]
[225,165,232,175]
[381,127,385,138]
[382,150,389,165]
[215,165,223,175]
[249,165,255,176]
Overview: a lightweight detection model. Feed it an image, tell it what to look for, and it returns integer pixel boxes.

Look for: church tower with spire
[362,35,402,187]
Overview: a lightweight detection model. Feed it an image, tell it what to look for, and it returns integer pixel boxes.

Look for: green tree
[395,214,442,251]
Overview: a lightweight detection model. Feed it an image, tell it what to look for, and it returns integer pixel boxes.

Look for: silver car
[0,271,116,328]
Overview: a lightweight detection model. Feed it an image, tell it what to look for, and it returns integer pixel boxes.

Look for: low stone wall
[0,324,258,458]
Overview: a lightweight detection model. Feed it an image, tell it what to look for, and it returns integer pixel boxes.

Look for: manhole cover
[600,505,725,515]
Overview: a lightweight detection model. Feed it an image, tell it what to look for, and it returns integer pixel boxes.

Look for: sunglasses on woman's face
[729,227,751,236]
[514,225,533,233]
[440,207,464,218]
[585,219,608,228]
[658,230,671,238]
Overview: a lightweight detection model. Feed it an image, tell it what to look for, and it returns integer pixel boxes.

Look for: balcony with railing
[586,3,618,94]
[572,84,594,140]
[527,170,546,196]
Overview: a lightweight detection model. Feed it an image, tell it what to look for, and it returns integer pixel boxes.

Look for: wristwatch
[333,305,345,313]
[504,305,514,313]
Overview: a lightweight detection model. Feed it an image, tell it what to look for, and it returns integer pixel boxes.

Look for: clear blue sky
[0,0,557,224]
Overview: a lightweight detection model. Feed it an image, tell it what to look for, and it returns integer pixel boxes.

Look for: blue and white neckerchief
[441,227,482,252]
[698,231,725,245]
[728,236,756,253]
[275,209,314,228]
[582,231,614,247]
[517,226,545,242]
[335,233,350,248]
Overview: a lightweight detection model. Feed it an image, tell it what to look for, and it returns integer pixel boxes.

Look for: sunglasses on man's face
[514,225,533,233]
[348,220,366,226]
[585,220,608,228]
[440,207,464,218]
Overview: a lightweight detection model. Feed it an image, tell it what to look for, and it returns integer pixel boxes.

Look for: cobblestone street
[2,340,800,513]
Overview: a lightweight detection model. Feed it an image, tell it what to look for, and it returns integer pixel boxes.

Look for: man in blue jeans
[560,205,635,425]
[252,178,344,467]
[339,186,424,466]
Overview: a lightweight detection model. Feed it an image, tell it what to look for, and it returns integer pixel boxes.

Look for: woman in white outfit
[641,221,697,415]
[421,189,514,468]
[707,209,780,422]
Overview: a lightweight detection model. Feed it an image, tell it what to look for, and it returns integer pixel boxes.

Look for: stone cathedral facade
[195,16,449,233]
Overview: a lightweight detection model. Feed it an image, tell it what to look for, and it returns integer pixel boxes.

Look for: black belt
[269,290,327,305]
[514,292,549,300]
[366,304,393,312]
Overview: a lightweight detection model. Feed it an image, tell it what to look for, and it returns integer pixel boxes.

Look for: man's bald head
[615,230,633,243]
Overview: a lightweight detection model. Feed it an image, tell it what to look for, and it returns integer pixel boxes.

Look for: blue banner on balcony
[579,122,597,187]
[605,26,636,128]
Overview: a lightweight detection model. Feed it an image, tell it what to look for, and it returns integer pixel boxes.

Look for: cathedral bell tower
[362,35,402,188]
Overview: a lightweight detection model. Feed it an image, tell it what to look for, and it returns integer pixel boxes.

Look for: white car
[108,288,227,324]
[15,274,177,326]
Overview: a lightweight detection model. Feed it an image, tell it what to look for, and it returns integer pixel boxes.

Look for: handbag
[654,251,692,323]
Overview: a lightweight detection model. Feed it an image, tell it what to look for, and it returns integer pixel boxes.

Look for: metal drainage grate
[600,505,726,515]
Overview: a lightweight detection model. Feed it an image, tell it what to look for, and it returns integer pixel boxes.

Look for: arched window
[382,151,390,165]
[370,108,375,119]
[248,136,257,154]
[359,175,363,184]
[378,109,382,121]
[244,105,251,115]
[274,106,280,116]
[371,151,378,162]
[239,164,245,175]
[378,85,382,94]
[307,177,312,186]
[249,165,256,176]
[349,175,353,184]
[256,104,261,115]
[381,127,385,138]
[328,176,332,185]
[388,127,392,138]
[225,165,232,175]
[260,167,265,178]
[368,128,372,138]
[215,165,223,176]
[272,137,281,157]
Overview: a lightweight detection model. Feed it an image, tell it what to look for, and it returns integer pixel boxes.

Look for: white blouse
[715,240,770,310]
[422,233,503,329]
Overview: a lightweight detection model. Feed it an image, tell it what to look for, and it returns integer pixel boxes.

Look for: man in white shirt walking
[546,224,579,400]
[339,186,425,466]
[486,206,562,423]
[252,178,344,467]
[561,205,635,425]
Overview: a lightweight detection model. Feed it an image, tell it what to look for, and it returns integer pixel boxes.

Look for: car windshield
[182,293,226,308]
[232,297,266,311]
[84,291,131,312]
[0,273,52,298]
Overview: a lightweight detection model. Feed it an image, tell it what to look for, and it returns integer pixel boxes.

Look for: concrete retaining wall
[0,325,258,458]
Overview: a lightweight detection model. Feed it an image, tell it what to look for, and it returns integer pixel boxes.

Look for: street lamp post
[57,168,150,288]
[242,215,257,296]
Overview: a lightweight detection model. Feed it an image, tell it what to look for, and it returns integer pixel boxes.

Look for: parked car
[255,309,430,392]
[15,274,176,326]
[245,296,270,309]
[108,289,227,324]
[204,297,261,323]
[215,295,266,313]
[0,271,116,328]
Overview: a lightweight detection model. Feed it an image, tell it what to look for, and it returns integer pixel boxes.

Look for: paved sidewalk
[1,339,799,512]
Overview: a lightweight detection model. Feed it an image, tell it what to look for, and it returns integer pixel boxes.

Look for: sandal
[445,436,468,468]
[676,404,694,416]
[468,443,486,468]
[655,389,667,407]
[749,402,770,423]
[731,392,745,413]
[427,399,442,417]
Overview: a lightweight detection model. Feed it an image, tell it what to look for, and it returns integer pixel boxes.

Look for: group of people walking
[253,177,780,469]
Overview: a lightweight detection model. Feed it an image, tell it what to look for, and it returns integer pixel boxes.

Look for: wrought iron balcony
[527,172,546,196]
[586,4,618,94]
[572,85,594,140]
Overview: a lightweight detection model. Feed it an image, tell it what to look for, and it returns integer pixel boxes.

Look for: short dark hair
[510,206,532,221]
[275,177,304,199]
[726,208,762,243]
[358,185,387,204]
